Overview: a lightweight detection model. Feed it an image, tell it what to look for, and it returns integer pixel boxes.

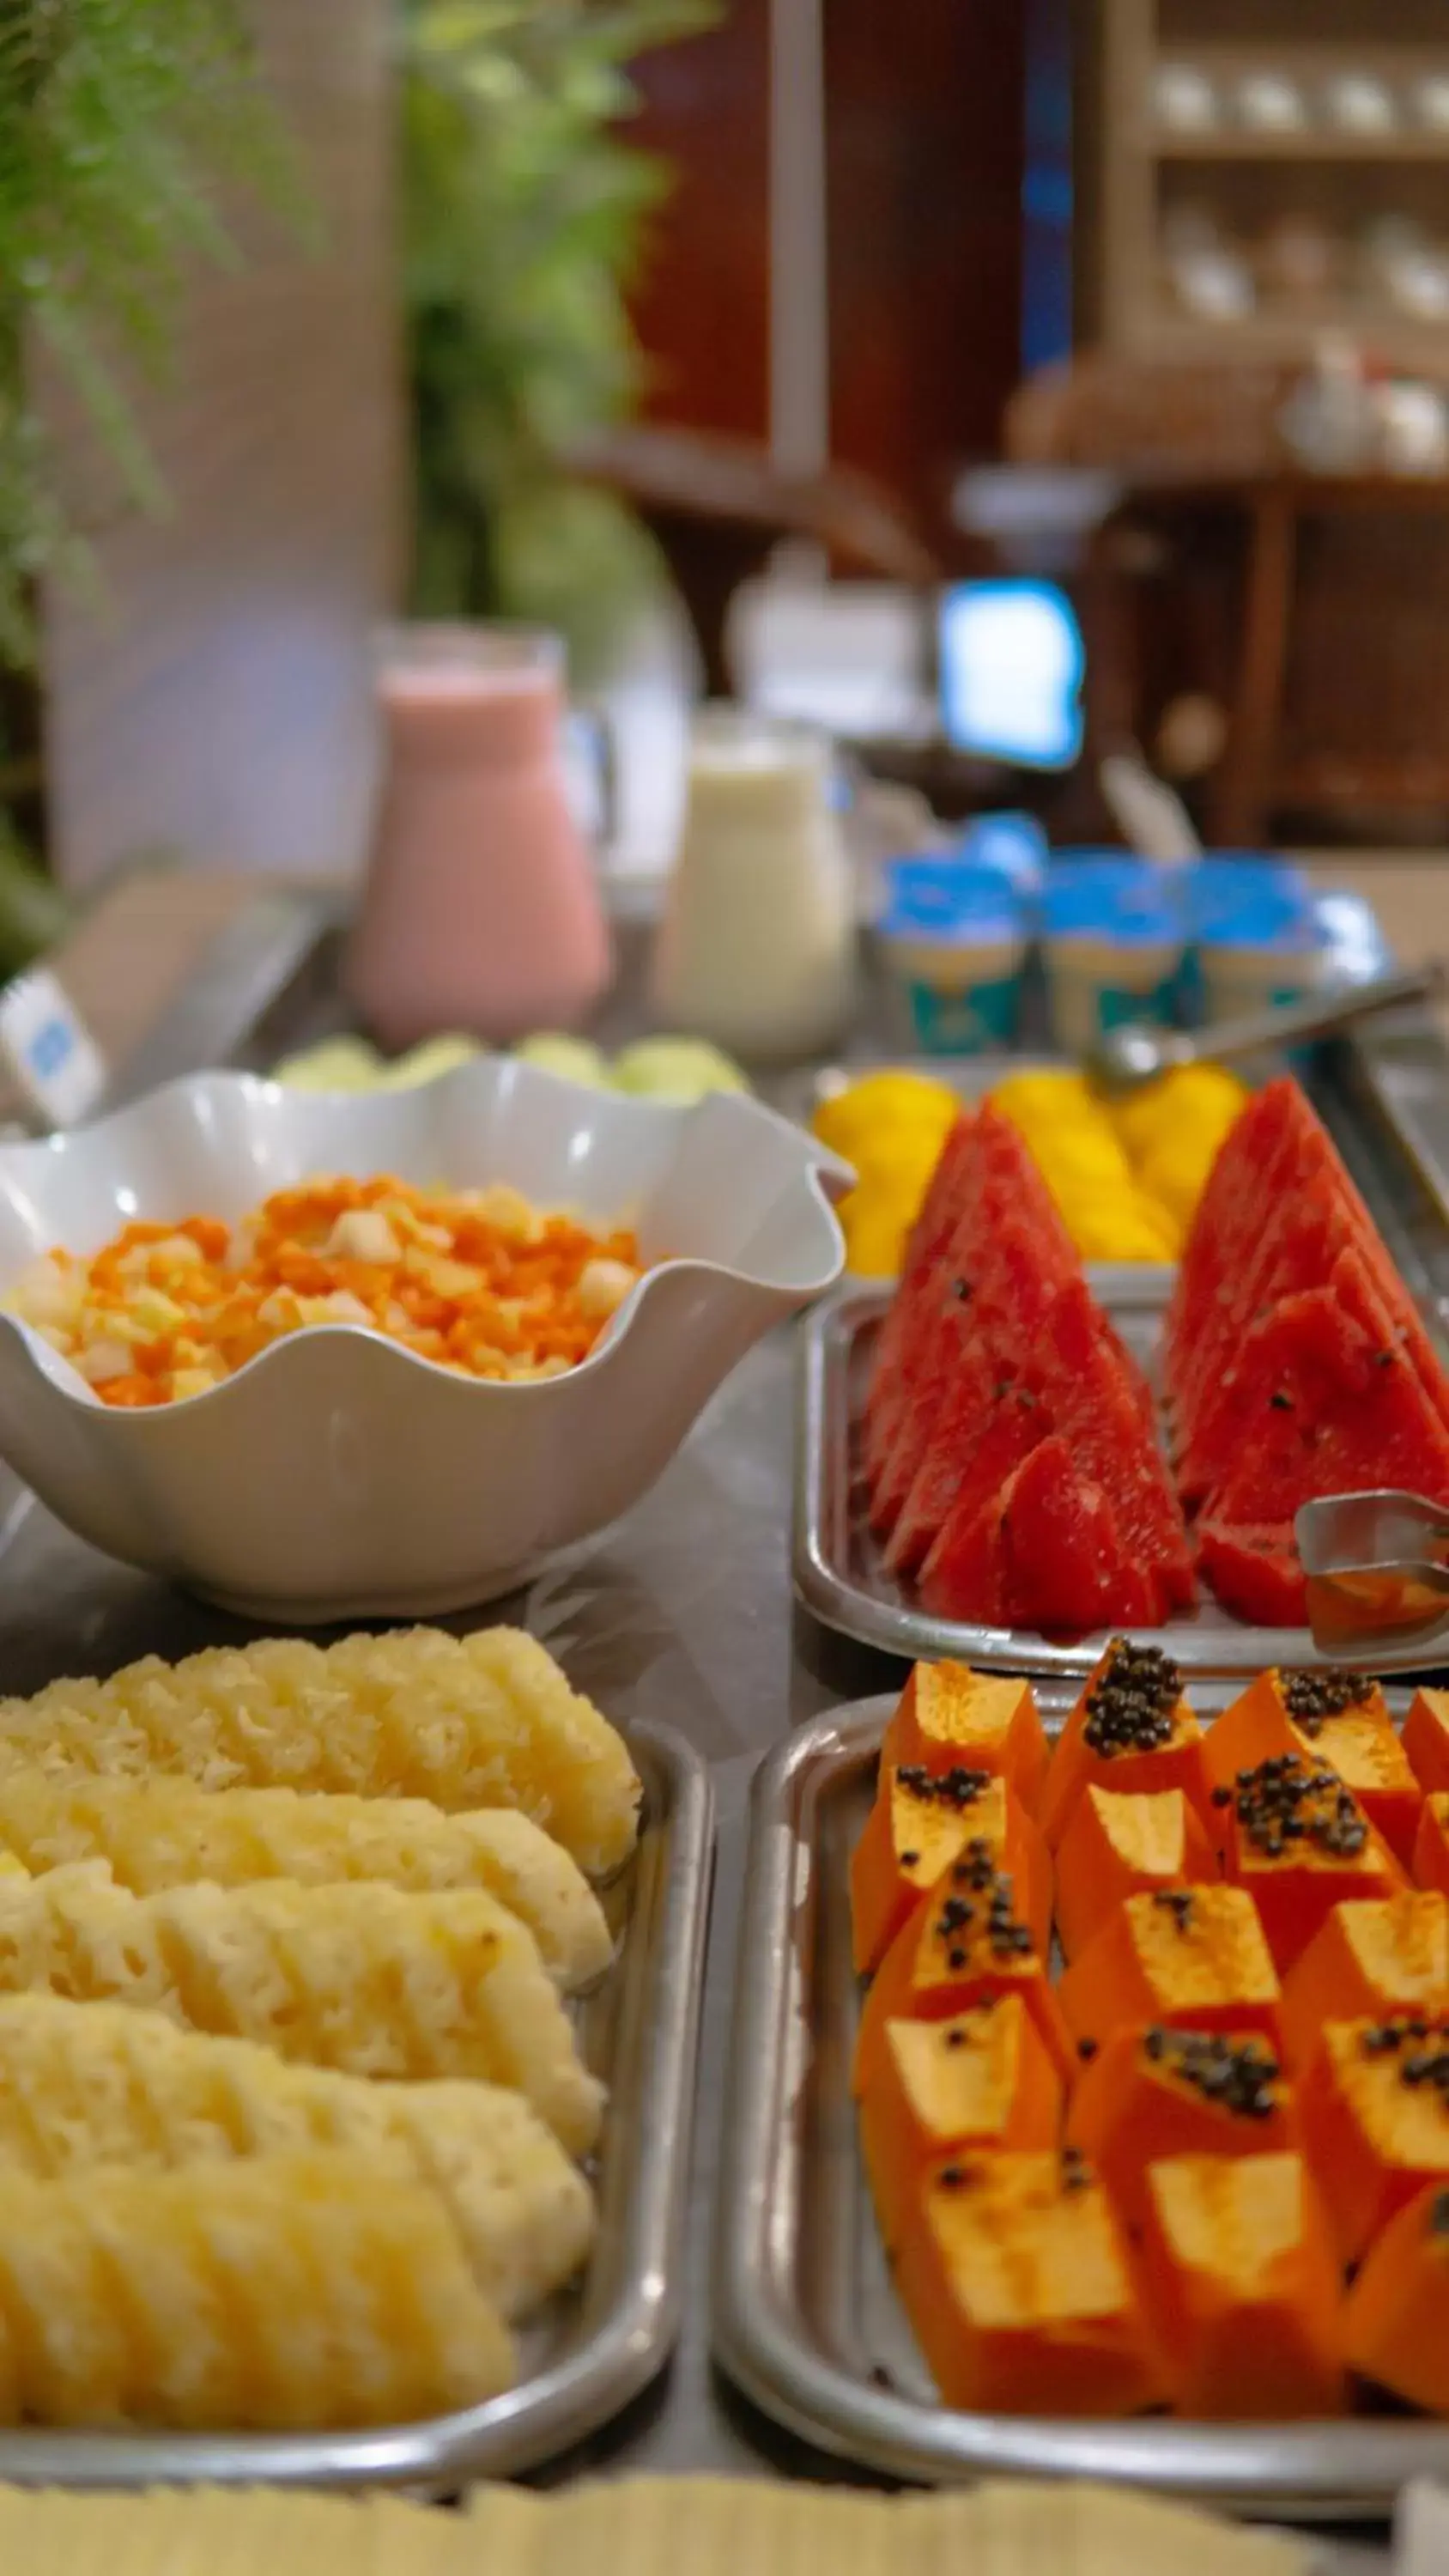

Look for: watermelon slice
[863,1113,1050,1486]
[1194,1520,1305,1627]
[1196,1249,1449,1531]
[920,1437,1155,1632]
[1165,1079,1301,1400]
[861,1114,976,1477]
[1019,1283,1196,1619]
[1173,1104,1449,1478]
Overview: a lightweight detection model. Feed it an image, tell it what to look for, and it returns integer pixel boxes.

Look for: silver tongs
[1296,1490,1449,1656]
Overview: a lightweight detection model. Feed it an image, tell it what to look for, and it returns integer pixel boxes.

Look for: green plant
[402,0,716,683]
[0,1,304,668]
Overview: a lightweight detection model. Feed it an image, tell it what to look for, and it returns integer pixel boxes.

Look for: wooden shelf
[1151,130,1449,162]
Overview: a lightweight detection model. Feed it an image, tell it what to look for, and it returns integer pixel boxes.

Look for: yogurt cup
[1042,860,1185,1056]
[878,858,1027,1054]
[1197,882,1328,1025]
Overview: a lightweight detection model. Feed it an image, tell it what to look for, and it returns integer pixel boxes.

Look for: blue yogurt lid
[879,857,1024,947]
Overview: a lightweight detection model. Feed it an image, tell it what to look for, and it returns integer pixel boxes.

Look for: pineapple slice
[0,1626,641,1876]
[0,1774,612,1989]
[0,2151,513,2427]
[0,1864,603,2154]
[0,1993,593,2319]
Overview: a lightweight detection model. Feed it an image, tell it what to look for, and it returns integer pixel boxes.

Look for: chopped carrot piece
[1054,1786,1216,1963]
[1132,2153,1344,2419]
[860,1996,1063,2255]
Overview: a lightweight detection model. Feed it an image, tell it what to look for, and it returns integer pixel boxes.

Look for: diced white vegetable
[320,1210,401,1265]
[576,1258,638,1319]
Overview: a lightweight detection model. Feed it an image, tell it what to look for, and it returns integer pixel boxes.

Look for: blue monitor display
[937,578,1085,771]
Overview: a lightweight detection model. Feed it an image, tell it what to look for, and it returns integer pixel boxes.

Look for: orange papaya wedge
[1412,1793,1449,1904]
[1297,2014,1449,2267]
[854,1844,1070,2095]
[1281,1893,1449,2074]
[891,2148,1164,2417]
[1056,1886,1284,2061]
[859,1995,1064,2256]
[1343,2176,1449,2415]
[1037,1640,1208,1850]
[1216,1755,1405,1973]
[850,1765,1052,1978]
[1404,1687,1449,1800]
[880,1662,1049,1817]
[1203,1668,1419,1868]
[1132,2152,1345,2419]
[1066,2025,1297,2227]
[1054,1786,1216,1964]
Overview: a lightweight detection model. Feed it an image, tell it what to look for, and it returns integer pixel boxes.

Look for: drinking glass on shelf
[1155,63,1218,135]
[1325,71,1397,137]
[346,624,613,1051]
[1414,73,1449,134]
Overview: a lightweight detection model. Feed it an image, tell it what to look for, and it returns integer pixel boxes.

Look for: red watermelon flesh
[1022,1284,1196,1617]
[1172,1104,1449,1458]
[920,1437,1155,1633]
[1195,1520,1305,1627]
[861,1114,976,1473]
[1196,1251,1449,1531]
[883,1349,1047,1579]
[863,1113,1061,1485]
[870,1212,1065,1545]
[1165,1078,1302,1393]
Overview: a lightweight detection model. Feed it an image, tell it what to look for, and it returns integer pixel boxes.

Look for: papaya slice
[1203,1668,1419,1868]
[1066,2026,1296,2228]
[880,1663,1049,1817]
[1343,2177,1449,2415]
[1055,1787,1217,1964]
[1297,2014,1449,2266]
[850,1765,1052,1977]
[1412,1793,1449,1903]
[1216,1754,1405,1973]
[1404,1688,1449,1800]
[854,1844,1070,2095]
[1056,1886,1284,2060]
[1281,1893,1449,2074]
[859,1995,1064,2256]
[1038,1640,1207,1851]
[891,2148,1164,2418]
[1133,2152,1345,2420]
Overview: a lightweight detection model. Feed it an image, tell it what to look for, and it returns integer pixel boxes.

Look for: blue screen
[938,579,1085,771]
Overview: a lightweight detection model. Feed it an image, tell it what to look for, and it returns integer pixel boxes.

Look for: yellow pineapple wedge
[0,1994,594,2319]
[0,1862,603,2154]
[0,1773,611,1988]
[0,2150,514,2427]
[0,1627,640,1876]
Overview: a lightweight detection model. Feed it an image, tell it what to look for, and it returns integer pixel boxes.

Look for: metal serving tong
[1296,1490,1449,1655]
[1088,960,1443,1095]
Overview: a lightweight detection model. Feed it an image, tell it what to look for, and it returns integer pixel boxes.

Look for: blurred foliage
[402,0,717,683]
[0,0,306,671]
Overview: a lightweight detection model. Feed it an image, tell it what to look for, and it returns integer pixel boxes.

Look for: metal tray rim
[0,1716,713,2491]
[712,1693,1449,2518]
[793,1281,1449,1680]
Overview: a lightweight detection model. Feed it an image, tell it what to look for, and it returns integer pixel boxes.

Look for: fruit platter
[797,1071,1449,1675]
[717,1649,1449,2512]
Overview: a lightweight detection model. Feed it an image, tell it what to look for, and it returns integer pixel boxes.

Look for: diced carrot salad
[3,1176,646,1406]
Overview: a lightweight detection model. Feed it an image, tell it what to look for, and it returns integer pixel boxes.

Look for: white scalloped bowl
[0,1065,851,1623]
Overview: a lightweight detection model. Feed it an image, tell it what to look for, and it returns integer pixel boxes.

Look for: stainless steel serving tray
[0,1719,712,2493]
[795,1278,1449,1680]
[713,1688,1446,2520]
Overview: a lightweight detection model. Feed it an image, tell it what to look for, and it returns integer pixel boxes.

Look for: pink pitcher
[346,624,613,1049]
